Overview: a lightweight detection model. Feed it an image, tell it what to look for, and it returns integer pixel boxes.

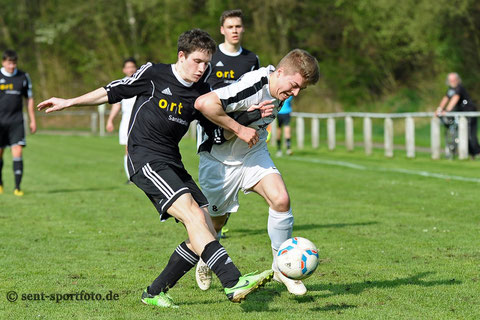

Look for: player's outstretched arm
[195,92,260,148]
[37,88,109,113]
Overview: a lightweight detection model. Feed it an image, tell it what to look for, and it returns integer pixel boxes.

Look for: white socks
[268,207,294,270]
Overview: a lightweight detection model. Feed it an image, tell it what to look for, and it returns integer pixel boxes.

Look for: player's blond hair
[277,49,320,86]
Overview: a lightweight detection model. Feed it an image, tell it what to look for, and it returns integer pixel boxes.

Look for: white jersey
[198,65,283,165]
[118,96,136,145]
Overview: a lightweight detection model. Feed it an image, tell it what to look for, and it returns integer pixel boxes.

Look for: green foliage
[1,0,480,109]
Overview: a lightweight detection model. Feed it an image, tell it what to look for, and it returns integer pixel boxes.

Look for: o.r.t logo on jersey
[216,70,235,79]
[159,99,183,115]
[0,83,13,91]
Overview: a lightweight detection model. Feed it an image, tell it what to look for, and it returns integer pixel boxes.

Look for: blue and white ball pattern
[277,237,319,280]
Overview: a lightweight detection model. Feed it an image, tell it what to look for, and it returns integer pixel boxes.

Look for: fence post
[327,117,335,150]
[90,112,98,135]
[296,116,305,150]
[363,117,372,155]
[405,116,415,158]
[384,117,394,157]
[430,117,441,159]
[345,116,354,151]
[270,119,277,147]
[458,116,469,159]
[98,104,106,137]
[312,117,319,149]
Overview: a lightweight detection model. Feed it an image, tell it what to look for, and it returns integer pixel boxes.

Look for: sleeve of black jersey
[104,62,155,104]
[253,55,260,70]
[23,73,33,99]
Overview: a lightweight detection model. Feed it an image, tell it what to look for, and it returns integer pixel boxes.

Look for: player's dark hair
[220,9,243,26]
[277,49,320,86]
[123,57,137,67]
[177,29,216,57]
[2,49,18,62]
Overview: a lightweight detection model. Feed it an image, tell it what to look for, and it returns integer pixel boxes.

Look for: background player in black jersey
[37,29,274,308]
[0,49,36,196]
[207,9,259,90]
[201,9,259,241]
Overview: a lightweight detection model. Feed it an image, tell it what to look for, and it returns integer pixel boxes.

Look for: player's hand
[37,97,71,113]
[440,110,447,117]
[237,125,259,148]
[29,121,37,134]
[106,121,114,132]
[247,100,274,118]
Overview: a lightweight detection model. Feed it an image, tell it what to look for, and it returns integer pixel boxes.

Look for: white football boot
[195,259,212,291]
[272,256,307,295]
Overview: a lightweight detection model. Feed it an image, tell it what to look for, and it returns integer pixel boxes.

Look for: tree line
[2,0,480,111]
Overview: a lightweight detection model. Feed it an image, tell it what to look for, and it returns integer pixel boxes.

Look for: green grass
[1,134,480,319]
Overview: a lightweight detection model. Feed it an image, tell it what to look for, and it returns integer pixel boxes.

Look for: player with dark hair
[195,48,320,296]
[207,9,259,90]
[106,57,138,182]
[38,29,274,308]
[0,49,36,196]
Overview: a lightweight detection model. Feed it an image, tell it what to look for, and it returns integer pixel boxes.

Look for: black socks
[148,242,199,295]
[201,240,241,289]
[13,157,23,190]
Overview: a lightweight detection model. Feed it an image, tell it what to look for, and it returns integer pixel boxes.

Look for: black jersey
[206,44,259,90]
[0,68,33,124]
[446,84,476,111]
[104,62,211,176]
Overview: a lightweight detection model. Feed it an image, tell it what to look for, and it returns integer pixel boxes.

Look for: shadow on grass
[310,302,357,312]
[36,186,122,194]
[311,272,461,298]
[232,221,379,237]
[239,287,281,312]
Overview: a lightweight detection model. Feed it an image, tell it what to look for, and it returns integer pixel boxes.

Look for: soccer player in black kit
[38,29,273,308]
[0,49,36,196]
[207,9,259,90]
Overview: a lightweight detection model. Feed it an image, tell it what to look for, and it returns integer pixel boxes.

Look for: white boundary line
[289,156,480,183]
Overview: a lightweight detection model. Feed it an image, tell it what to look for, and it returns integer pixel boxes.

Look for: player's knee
[183,207,208,228]
[270,191,290,212]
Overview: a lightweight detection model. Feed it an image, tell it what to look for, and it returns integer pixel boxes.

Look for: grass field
[1,134,480,319]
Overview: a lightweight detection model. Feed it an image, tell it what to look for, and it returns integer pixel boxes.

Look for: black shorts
[277,114,291,127]
[131,160,208,221]
[0,121,26,149]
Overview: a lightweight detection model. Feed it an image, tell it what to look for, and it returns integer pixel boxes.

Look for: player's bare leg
[252,173,306,295]
[11,145,24,196]
[143,193,272,307]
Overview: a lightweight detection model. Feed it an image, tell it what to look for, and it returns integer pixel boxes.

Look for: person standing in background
[276,95,293,157]
[0,49,36,196]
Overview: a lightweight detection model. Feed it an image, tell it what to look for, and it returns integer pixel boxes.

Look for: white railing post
[384,117,394,158]
[363,117,372,155]
[311,118,319,149]
[345,116,354,151]
[98,104,106,137]
[270,119,277,147]
[296,116,305,150]
[90,112,98,135]
[458,116,469,159]
[430,117,441,160]
[327,117,335,150]
[405,116,415,158]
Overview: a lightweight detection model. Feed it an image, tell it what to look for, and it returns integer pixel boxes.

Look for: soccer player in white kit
[106,57,137,182]
[195,49,319,296]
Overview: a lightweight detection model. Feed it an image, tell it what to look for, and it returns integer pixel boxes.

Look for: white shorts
[119,118,128,145]
[199,149,280,217]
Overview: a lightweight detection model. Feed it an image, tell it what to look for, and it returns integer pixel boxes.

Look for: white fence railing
[35,107,480,160]
[270,112,480,160]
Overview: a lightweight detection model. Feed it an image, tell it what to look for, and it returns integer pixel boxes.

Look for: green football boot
[225,269,274,303]
[141,289,179,308]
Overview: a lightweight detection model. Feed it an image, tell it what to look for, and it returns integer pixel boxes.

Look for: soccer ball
[276,237,319,280]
